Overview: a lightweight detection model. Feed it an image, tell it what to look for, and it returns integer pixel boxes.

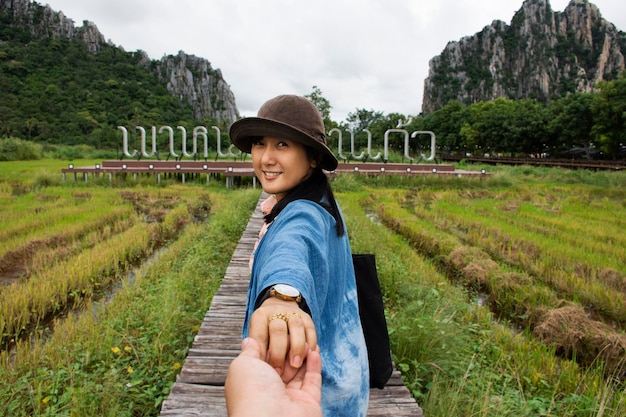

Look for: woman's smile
[251,136,316,201]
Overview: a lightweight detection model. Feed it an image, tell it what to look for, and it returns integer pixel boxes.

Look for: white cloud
[43,0,626,121]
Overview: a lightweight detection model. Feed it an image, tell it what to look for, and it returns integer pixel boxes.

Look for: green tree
[305,86,336,134]
[419,100,468,154]
[546,92,594,155]
[510,99,547,155]
[591,74,626,158]
[459,98,547,156]
[346,108,385,132]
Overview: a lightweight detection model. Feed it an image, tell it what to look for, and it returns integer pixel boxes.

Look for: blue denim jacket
[242,199,369,416]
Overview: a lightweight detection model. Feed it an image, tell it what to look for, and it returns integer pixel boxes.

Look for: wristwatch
[269,284,302,304]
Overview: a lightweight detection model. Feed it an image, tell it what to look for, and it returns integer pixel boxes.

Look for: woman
[229,94,369,416]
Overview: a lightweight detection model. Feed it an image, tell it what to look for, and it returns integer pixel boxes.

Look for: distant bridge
[441,154,625,171]
[62,160,488,187]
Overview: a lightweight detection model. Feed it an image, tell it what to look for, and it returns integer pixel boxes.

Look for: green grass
[0,176,260,416]
[0,160,624,416]
[339,180,625,416]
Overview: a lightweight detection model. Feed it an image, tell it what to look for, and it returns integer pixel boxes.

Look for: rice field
[364,179,626,369]
[0,177,214,348]
[0,160,624,416]
[335,166,626,416]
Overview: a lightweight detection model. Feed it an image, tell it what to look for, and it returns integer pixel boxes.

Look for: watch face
[274,284,300,297]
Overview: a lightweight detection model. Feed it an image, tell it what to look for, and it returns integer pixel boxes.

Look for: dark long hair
[264,168,345,237]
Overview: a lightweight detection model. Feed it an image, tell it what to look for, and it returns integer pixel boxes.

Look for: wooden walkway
[160,194,424,416]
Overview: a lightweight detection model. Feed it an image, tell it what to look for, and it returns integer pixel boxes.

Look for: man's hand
[225,337,322,417]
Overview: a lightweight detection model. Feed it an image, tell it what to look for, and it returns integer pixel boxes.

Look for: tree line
[310,73,626,161]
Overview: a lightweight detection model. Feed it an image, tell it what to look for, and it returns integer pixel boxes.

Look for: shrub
[0,137,42,161]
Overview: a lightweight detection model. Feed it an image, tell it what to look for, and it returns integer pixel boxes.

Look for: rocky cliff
[422,0,626,114]
[152,51,239,122]
[0,0,106,54]
[0,0,239,123]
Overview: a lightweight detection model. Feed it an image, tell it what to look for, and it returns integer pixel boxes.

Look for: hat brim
[230,117,338,171]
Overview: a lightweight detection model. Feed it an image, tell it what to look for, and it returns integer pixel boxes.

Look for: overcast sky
[42,0,626,122]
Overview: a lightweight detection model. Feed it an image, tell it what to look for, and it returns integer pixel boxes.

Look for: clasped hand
[225,337,322,417]
[249,298,317,382]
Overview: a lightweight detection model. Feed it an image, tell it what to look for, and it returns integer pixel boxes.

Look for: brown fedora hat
[229,95,338,171]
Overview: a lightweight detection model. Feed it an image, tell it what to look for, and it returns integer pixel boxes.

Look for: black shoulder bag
[352,253,393,389]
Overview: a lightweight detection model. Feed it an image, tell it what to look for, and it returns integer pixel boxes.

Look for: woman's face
[251,136,317,201]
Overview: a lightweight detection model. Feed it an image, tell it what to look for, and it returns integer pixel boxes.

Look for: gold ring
[268,313,290,323]
[289,312,302,320]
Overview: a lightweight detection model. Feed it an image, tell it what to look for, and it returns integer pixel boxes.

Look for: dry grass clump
[447,246,497,289]
[533,305,626,377]
[598,268,626,292]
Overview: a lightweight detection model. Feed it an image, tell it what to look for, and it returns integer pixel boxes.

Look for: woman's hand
[249,298,317,383]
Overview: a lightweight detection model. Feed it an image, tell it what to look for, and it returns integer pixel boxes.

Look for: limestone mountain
[0,0,239,124]
[151,51,238,122]
[422,0,626,114]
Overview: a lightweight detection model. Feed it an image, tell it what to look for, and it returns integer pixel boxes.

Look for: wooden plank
[160,192,424,417]
[160,383,226,416]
